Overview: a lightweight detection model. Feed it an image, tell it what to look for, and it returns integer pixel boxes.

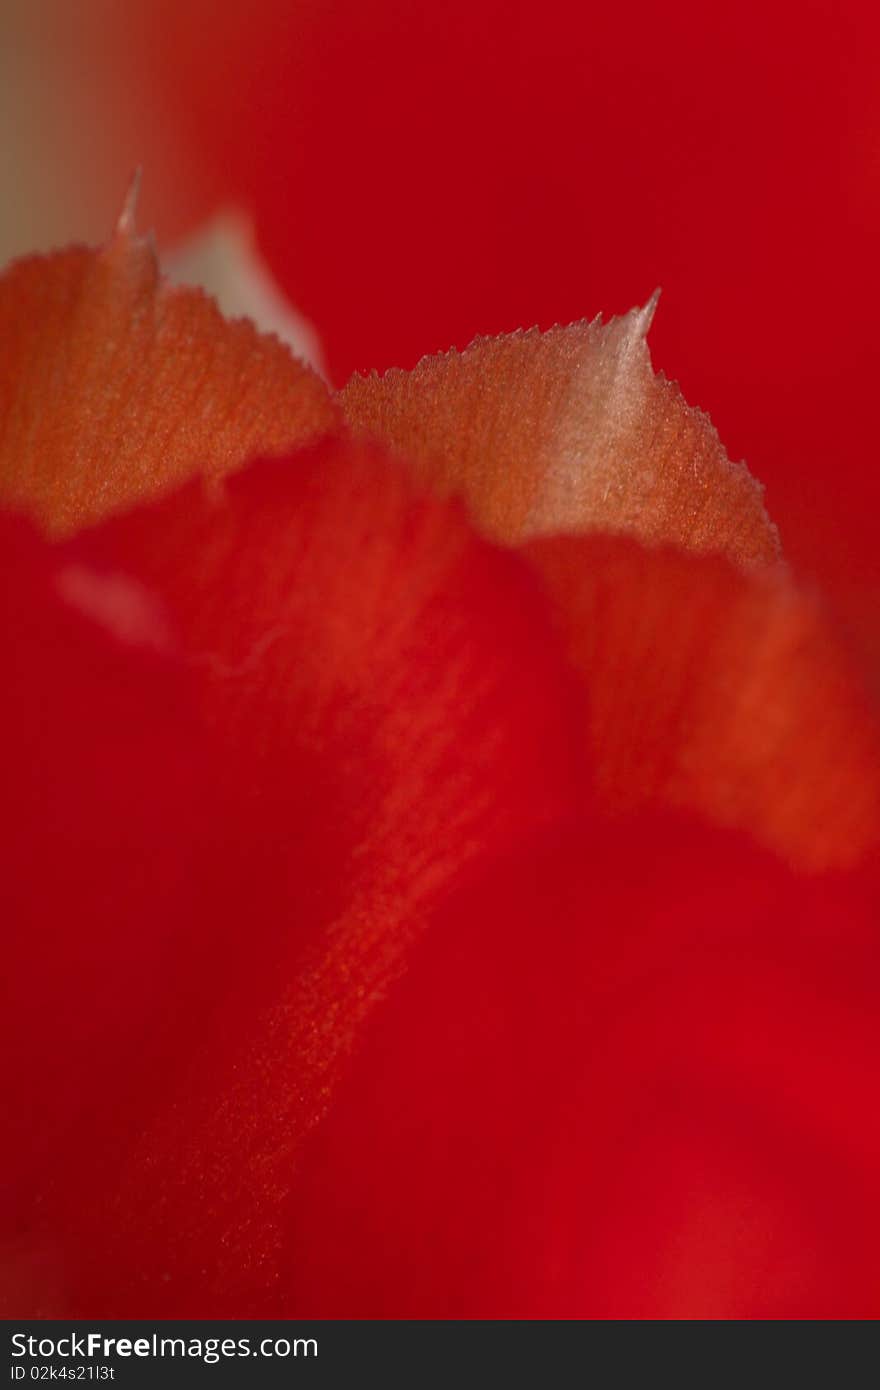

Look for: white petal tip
[635,287,662,336]
[115,168,143,238]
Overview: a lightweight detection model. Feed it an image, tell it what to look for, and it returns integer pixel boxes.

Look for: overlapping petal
[2,440,586,1317]
[341,312,879,868]
[528,534,880,868]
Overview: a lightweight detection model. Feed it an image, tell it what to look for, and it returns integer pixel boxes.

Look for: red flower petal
[0,213,336,535]
[0,514,228,1299]
[276,815,880,1318]
[2,440,587,1316]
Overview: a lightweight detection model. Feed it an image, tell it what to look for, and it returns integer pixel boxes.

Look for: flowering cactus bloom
[2,201,879,1319]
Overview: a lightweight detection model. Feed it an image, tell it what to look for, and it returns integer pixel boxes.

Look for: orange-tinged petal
[0,211,336,535]
[342,302,780,567]
[528,533,880,868]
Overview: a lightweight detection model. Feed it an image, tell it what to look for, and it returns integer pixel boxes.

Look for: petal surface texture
[528,535,880,869]
[342,307,780,566]
[0,220,336,534]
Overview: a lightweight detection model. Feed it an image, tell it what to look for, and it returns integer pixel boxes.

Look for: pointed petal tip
[115,168,143,239]
[634,286,661,337]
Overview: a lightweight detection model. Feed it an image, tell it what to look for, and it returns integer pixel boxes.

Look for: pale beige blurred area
[165,213,327,374]
[0,0,213,263]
